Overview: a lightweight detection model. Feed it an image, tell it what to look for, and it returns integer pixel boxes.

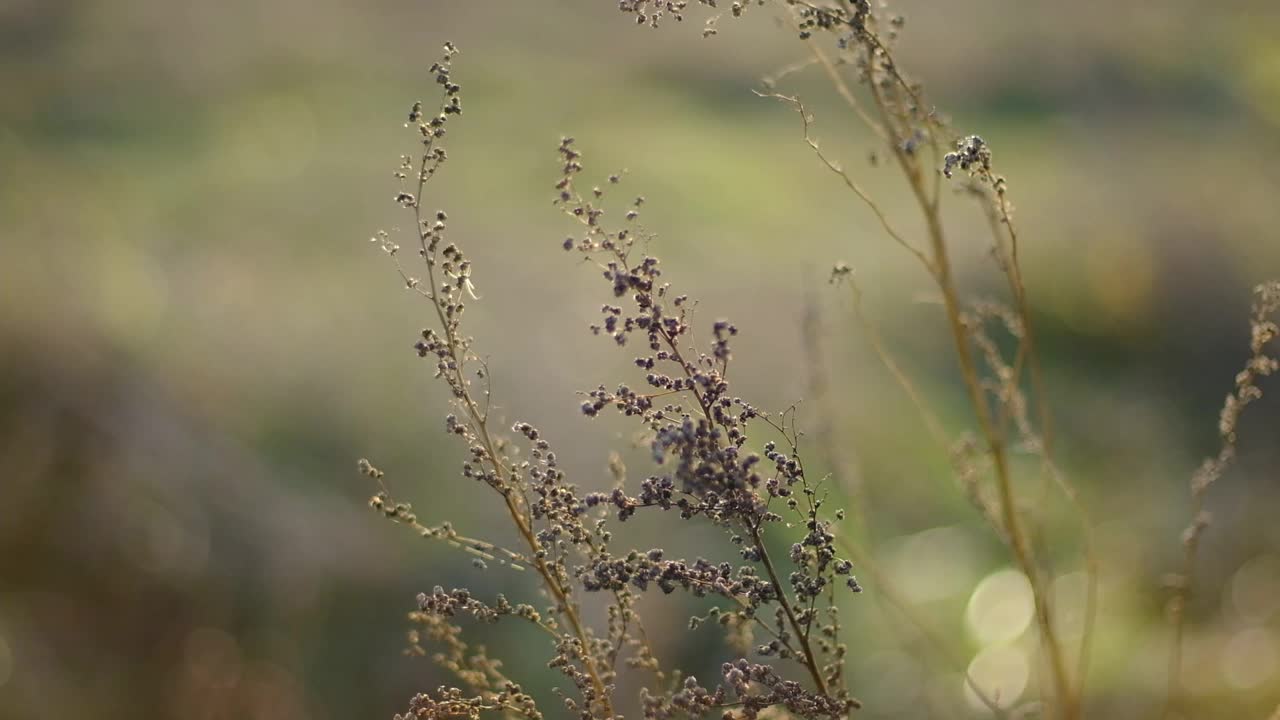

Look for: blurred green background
[2,1,1279,718]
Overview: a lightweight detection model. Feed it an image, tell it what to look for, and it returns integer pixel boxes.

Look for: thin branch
[756,90,932,273]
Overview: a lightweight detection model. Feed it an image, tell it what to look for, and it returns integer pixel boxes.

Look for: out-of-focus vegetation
[2,1,1279,719]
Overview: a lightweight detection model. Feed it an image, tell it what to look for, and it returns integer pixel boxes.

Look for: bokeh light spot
[1221,627,1278,690]
[964,646,1029,711]
[1051,571,1090,636]
[1228,554,1280,624]
[966,568,1034,646]
[886,525,981,604]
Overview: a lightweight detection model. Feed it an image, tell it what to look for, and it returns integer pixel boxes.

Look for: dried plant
[368,40,861,720]
[355,5,1279,720]
[1164,281,1280,718]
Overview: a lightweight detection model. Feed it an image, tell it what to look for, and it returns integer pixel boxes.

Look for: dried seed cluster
[368,42,865,720]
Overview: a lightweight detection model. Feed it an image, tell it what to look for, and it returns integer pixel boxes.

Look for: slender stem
[650,321,835,701]
[913,169,1076,720]
[750,521,831,698]
[980,173,1098,707]
[860,47,1077,720]
[1164,285,1280,717]
[411,150,616,717]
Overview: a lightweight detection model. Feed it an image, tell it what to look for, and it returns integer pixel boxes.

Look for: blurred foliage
[2,1,1279,719]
